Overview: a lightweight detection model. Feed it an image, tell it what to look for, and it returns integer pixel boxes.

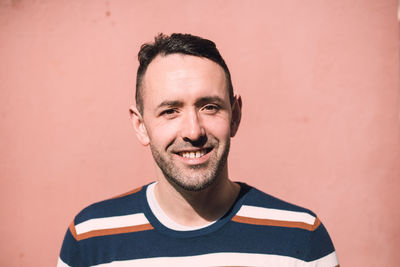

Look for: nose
[180,109,205,143]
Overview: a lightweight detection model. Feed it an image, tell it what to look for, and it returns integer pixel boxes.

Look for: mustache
[168,136,218,151]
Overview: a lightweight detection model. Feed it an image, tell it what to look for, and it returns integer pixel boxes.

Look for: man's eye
[160,109,177,116]
[203,105,220,112]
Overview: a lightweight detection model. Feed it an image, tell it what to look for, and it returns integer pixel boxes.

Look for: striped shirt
[58,183,339,266]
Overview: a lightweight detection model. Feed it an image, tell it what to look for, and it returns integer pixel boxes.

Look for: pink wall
[1,1,399,266]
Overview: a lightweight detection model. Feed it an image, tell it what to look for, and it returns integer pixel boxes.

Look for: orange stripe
[75,223,154,241]
[232,215,321,231]
[312,217,321,230]
[69,221,79,240]
[110,186,143,199]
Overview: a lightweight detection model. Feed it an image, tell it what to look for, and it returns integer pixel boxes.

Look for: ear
[230,95,242,137]
[129,105,150,146]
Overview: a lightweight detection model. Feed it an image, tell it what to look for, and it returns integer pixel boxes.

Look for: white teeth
[180,150,206,159]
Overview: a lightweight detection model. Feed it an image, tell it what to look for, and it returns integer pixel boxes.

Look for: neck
[154,168,240,227]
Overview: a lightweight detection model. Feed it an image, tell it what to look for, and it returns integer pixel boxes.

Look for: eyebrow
[156,100,184,110]
[155,96,226,110]
[195,96,225,106]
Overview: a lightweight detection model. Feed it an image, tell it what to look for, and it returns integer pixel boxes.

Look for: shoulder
[238,183,316,214]
[74,186,145,225]
[235,183,320,231]
[234,183,338,264]
[67,185,153,242]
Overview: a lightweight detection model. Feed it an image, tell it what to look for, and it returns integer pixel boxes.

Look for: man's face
[136,54,238,191]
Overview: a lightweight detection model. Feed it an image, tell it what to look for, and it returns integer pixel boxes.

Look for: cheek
[203,117,231,139]
[147,121,179,147]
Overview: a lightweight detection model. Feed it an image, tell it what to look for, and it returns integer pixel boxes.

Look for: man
[58,33,339,266]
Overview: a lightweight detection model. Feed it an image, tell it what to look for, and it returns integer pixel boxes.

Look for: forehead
[141,54,228,108]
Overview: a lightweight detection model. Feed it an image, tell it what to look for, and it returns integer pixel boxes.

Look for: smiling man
[58,33,339,267]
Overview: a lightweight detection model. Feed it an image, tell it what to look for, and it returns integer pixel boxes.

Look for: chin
[166,172,218,192]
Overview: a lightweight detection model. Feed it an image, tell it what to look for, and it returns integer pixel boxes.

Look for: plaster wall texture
[0,0,399,266]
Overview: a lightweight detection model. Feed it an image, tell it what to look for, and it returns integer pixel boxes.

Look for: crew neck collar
[140,181,250,238]
[146,182,217,231]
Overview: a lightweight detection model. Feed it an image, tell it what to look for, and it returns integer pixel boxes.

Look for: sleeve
[305,218,339,266]
[57,222,84,267]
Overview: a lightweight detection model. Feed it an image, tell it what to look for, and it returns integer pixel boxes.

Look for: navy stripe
[74,189,144,225]
[67,220,334,266]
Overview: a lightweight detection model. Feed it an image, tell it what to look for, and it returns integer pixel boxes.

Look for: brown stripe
[69,221,79,240]
[110,186,143,199]
[76,223,154,241]
[232,215,320,231]
[312,217,321,230]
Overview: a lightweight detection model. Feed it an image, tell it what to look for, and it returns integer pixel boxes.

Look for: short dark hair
[135,33,234,114]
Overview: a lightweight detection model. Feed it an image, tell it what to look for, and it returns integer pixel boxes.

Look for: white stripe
[237,205,316,225]
[92,252,338,267]
[75,213,149,235]
[309,251,339,266]
[57,257,71,267]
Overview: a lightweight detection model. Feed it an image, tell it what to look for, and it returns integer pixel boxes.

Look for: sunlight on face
[141,54,233,191]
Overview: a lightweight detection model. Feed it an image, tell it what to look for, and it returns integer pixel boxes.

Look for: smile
[179,149,206,159]
[175,148,213,159]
